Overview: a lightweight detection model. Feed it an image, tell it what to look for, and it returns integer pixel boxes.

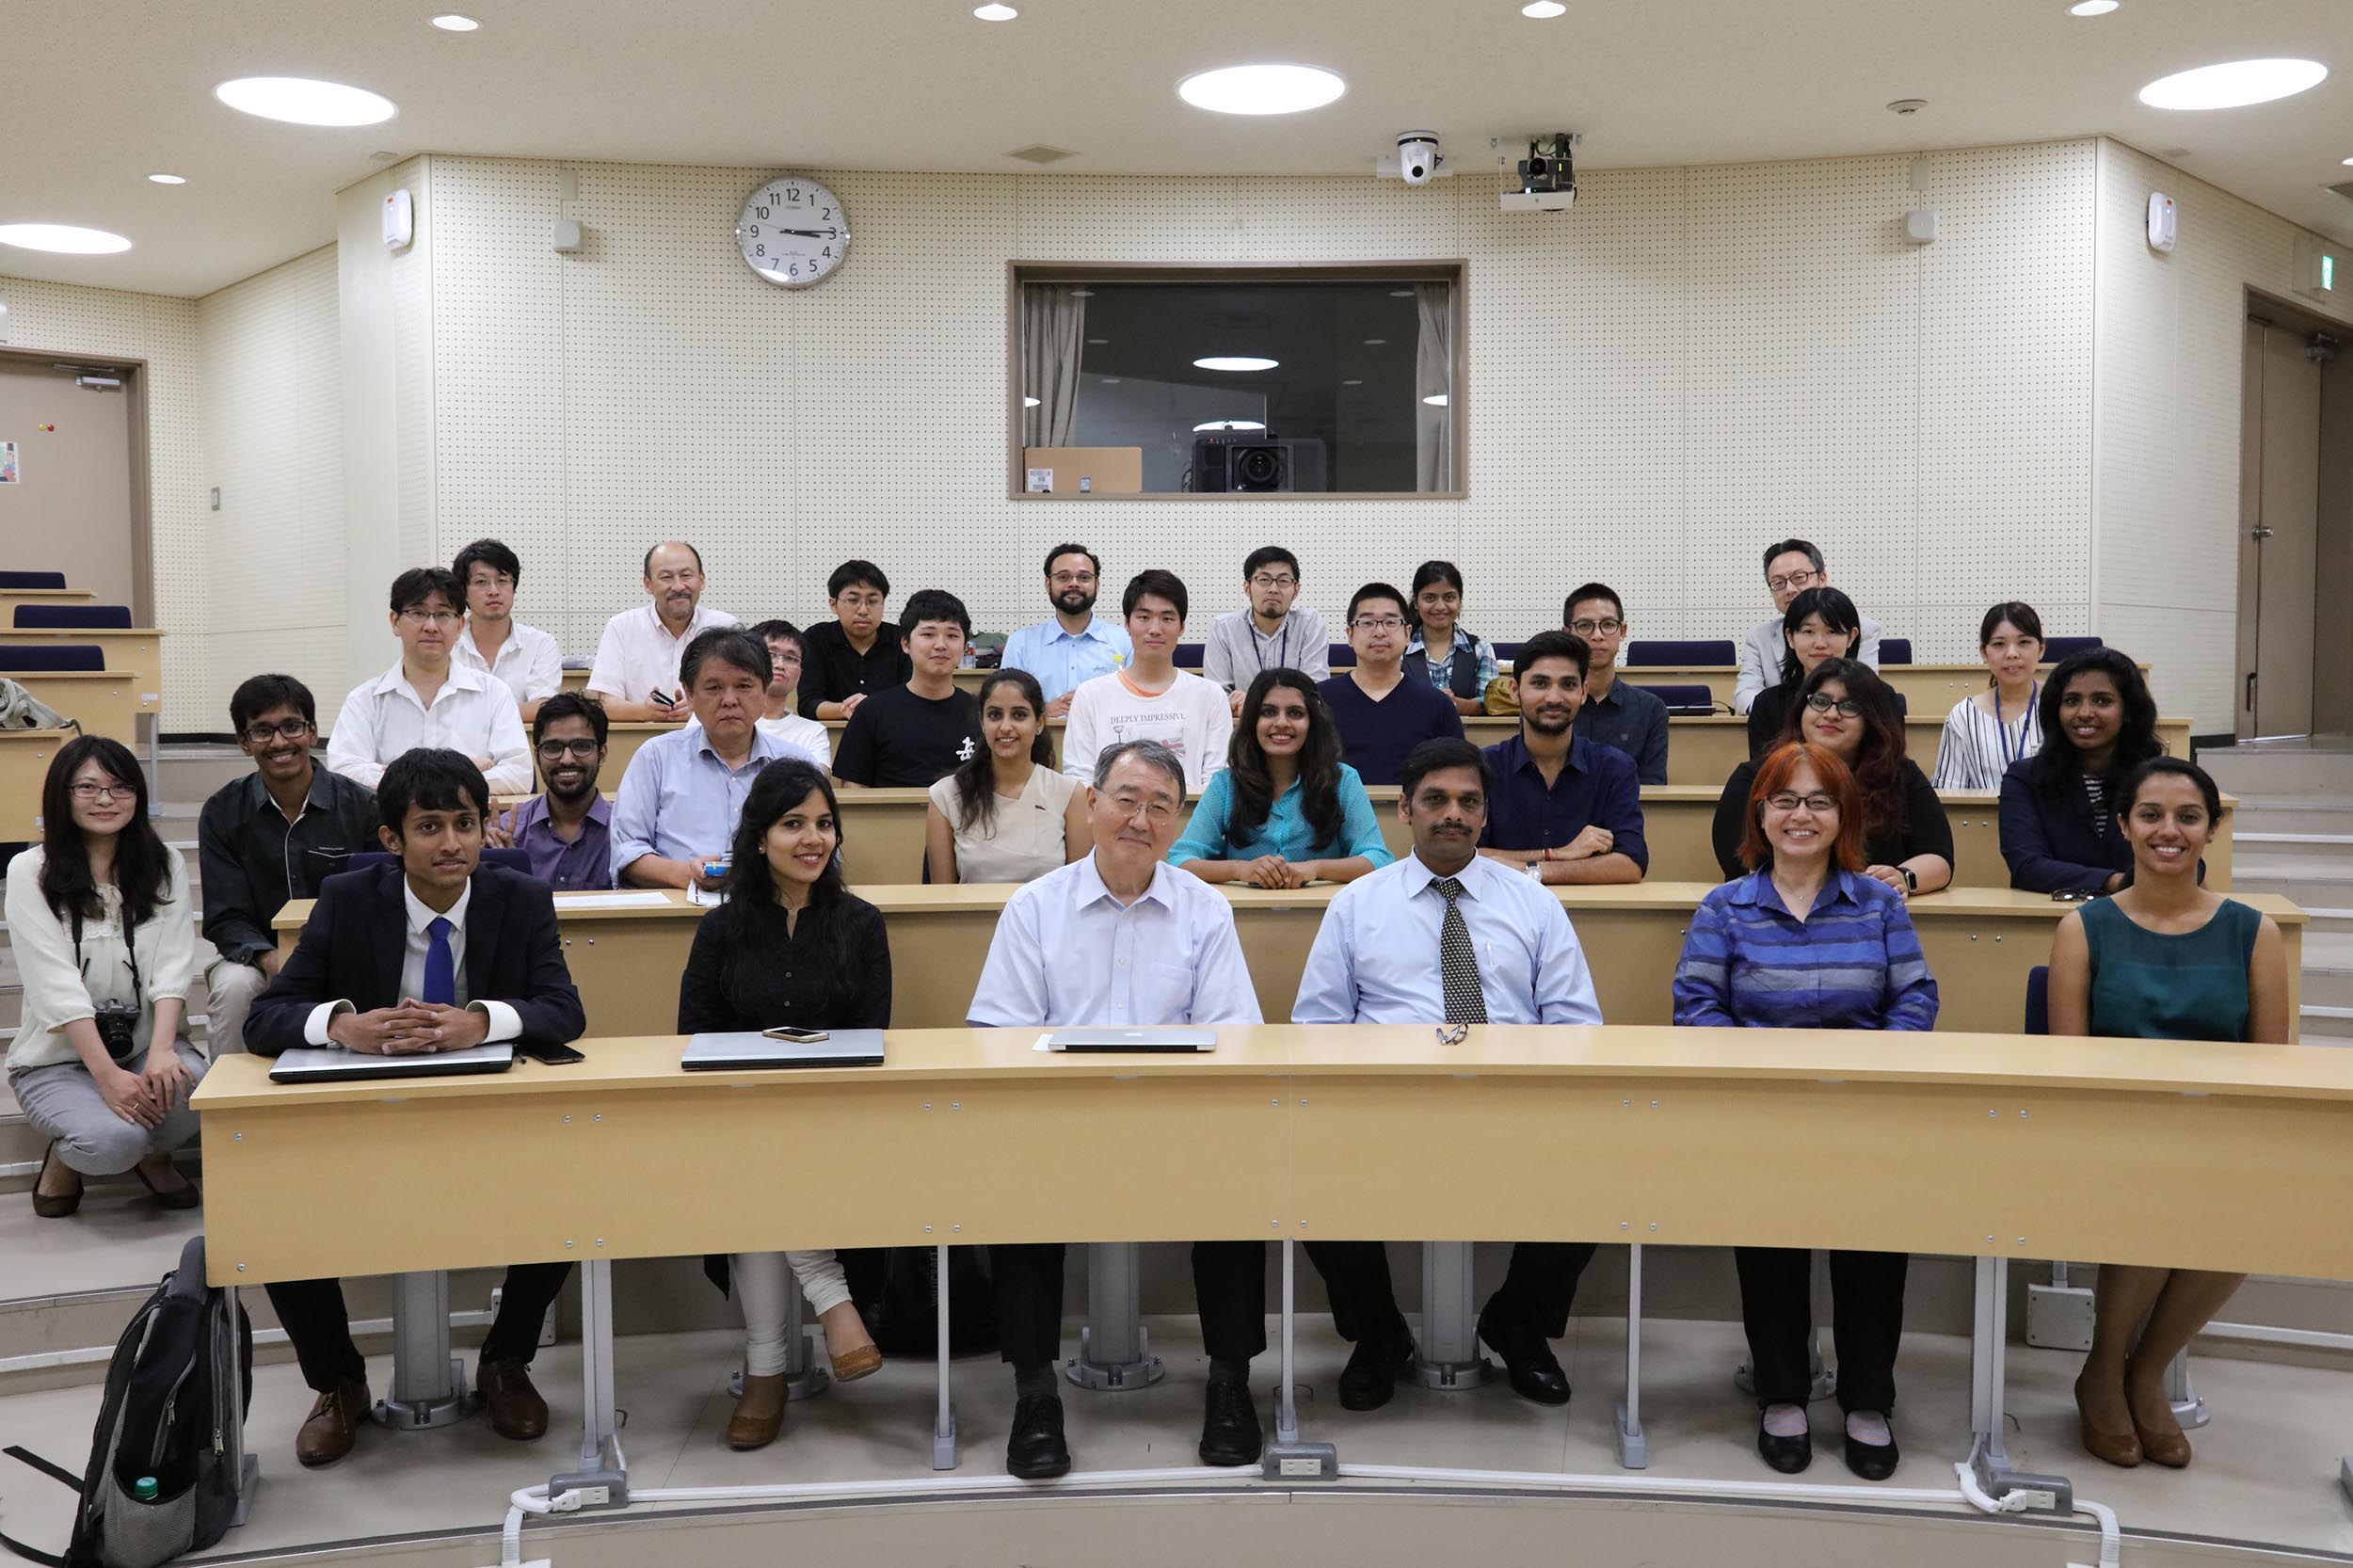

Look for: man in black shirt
[198,673,379,1052]
[796,559,910,720]
[832,589,984,791]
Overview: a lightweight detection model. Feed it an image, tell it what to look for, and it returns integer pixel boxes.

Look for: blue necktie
[423,916,456,1005]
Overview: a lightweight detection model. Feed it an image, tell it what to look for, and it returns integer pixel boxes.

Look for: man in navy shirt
[1316,583,1465,786]
[1478,631,1647,884]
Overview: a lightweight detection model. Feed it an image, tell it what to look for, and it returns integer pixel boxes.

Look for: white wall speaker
[2146,192,2177,254]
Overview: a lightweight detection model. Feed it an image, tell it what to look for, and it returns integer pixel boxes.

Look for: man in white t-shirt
[584,541,740,722]
[1061,570,1232,791]
[450,537,564,721]
[747,617,831,767]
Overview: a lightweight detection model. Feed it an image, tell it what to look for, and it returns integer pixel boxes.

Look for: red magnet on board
[37,424,55,432]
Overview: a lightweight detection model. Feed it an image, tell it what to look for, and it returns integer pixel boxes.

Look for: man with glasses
[798,559,908,721]
[968,740,1268,1479]
[198,674,379,1053]
[1564,583,1670,785]
[1735,539,1881,714]
[498,694,616,890]
[1478,631,1647,885]
[328,568,532,794]
[747,618,831,766]
[1000,543,1132,717]
[1316,583,1465,786]
[1203,546,1330,716]
[586,541,742,722]
[451,537,564,720]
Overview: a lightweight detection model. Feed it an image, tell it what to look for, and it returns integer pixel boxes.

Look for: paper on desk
[687,883,726,906]
[554,891,675,910]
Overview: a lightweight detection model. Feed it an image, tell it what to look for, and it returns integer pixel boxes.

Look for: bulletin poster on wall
[0,441,18,484]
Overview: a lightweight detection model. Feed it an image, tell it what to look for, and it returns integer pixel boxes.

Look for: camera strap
[70,905,145,1011]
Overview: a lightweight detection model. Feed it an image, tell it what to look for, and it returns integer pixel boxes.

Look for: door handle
[2251,525,2277,540]
[2245,671,2258,712]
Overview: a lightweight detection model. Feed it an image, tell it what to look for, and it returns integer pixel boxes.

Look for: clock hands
[767,228,841,240]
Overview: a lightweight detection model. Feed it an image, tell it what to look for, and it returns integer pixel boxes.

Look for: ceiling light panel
[1177,64,1346,116]
[215,76,398,126]
[2138,58,2328,111]
[1193,356,1279,371]
[0,223,133,254]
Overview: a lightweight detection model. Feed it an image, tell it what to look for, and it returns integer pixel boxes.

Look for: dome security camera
[1397,132,1442,186]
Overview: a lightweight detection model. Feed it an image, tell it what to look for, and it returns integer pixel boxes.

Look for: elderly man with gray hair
[967,739,1267,1480]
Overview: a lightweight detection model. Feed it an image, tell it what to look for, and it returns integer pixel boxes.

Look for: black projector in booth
[1190,434,1329,493]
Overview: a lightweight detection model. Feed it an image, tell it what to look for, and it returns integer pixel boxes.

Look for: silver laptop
[680,1030,888,1070]
[267,1044,516,1083]
[1046,1027,1218,1053]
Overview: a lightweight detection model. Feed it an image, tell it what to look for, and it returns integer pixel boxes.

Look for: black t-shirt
[797,619,912,713]
[831,684,984,788]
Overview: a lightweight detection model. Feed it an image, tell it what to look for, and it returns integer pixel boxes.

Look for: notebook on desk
[680,1030,888,1070]
[1046,1027,1218,1053]
[267,1045,517,1083]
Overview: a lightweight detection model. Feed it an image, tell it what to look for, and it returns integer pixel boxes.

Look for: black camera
[1517,134,1576,196]
[92,1000,140,1063]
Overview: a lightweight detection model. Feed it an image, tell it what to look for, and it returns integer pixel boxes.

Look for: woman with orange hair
[1673,741,1939,1482]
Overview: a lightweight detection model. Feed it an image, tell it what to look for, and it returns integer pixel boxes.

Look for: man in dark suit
[247,748,586,1467]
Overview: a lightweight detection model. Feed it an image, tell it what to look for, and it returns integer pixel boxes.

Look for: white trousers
[734,1250,852,1377]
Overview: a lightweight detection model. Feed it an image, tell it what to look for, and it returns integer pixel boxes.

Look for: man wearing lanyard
[1202,547,1331,716]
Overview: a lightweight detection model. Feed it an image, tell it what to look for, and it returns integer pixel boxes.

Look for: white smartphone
[760,1026,831,1043]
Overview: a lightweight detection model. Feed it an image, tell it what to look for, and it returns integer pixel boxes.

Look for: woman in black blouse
[1715,660,1953,896]
[678,760,891,1450]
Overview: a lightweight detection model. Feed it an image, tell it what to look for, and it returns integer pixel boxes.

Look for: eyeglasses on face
[1803,693,1864,717]
[243,719,312,744]
[1106,792,1176,822]
[71,781,130,802]
[1352,616,1407,632]
[1767,569,1819,593]
[536,739,602,760]
[1249,574,1297,590]
[1567,618,1623,636]
[397,607,463,626]
[1764,792,1838,813]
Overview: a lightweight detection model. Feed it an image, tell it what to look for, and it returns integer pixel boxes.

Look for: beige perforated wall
[420,143,2099,668]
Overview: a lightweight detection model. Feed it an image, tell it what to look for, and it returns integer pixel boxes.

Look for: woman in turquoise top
[2049,756,2289,1474]
[1172,666,1392,888]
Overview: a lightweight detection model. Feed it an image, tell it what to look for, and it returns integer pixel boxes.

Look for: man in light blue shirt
[999,542,1132,716]
[1292,736,1603,1415]
[967,740,1265,1480]
[610,628,798,891]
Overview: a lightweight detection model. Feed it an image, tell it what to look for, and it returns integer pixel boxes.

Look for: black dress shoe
[1844,1424,1899,1481]
[1757,1420,1813,1474]
[1337,1328,1417,1412]
[1476,1309,1570,1406]
[1198,1379,1262,1466]
[1006,1395,1071,1480]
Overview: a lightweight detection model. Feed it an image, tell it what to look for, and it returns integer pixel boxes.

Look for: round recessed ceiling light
[974,3,1018,17]
[147,173,187,185]
[1022,395,1041,407]
[1177,63,1346,116]
[1194,420,1268,432]
[430,12,480,29]
[2138,58,2327,111]
[1193,355,1278,372]
[1341,378,1364,386]
[1363,338,1387,345]
[1086,337,1110,344]
[1422,393,1450,407]
[0,222,132,254]
[2067,0,2118,14]
[2342,155,2353,166]
[215,76,398,127]
[1521,1,1567,15]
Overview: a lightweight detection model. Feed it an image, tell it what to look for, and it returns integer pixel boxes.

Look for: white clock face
[736,176,849,288]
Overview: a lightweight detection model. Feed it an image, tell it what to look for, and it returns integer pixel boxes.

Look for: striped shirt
[1929,694,2044,791]
[1671,868,1939,1032]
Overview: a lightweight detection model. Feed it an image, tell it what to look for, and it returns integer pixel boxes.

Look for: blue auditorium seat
[1879,637,1913,665]
[0,571,68,590]
[1626,639,1737,666]
[14,603,134,629]
[0,645,104,672]
[2043,636,2105,661]
[1174,645,1204,669]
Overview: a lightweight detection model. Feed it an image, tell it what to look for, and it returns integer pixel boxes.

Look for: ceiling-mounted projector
[1501,131,1577,212]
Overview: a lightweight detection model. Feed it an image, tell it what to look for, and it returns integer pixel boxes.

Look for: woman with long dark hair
[8,735,203,1218]
[677,760,889,1448]
[1403,561,1497,714]
[1999,648,2166,894]
[1712,659,1952,895]
[1746,586,1865,759]
[1931,601,2046,789]
[924,669,1087,883]
[1171,667,1391,888]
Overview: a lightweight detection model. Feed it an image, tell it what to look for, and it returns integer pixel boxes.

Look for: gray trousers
[203,956,268,1055]
[11,1046,209,1176]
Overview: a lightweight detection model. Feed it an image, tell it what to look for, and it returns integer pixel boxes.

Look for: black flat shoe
[31,1144,81,1220]
[1337,1327,1417,1412]
[134,1160,200,1211]
[1844,1425,1899,1481]
[1198,1379,1262,1466]
[1006,1395,1071,1480]
[1757,1421,1813,1474]
[1476,1308,1570,1406]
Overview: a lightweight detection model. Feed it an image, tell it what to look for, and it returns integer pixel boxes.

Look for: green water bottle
[132,1477,159,1503]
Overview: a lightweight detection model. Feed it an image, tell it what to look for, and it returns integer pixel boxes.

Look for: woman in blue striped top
[1171,667,1392,888]
[1673,741,1940,1482]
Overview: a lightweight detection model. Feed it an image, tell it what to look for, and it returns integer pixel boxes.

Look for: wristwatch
[1899,866,1918,893]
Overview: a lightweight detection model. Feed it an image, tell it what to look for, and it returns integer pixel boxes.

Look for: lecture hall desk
[0,670,146,743]
[0,627,163,709]
[0,728,69,838]
[272,884,2305,1042]
[0,588,93,625]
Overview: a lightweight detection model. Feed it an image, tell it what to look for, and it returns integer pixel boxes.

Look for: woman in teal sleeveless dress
[2048,758,2290,1472]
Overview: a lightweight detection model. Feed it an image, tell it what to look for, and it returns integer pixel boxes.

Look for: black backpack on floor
[2,1237,253,1568]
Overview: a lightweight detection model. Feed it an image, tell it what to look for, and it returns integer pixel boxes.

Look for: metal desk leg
[932,1243,957,1470]
[1065,1242,1165,1391]
[550,1258,627,1510]
[374,1272,475,1429]
[726,1273,831,1404]
[225,1287,260,1529]
[1262,1239,1336,1480]
[2164,1347,2210,1430]
[1414,1240,1490,1390]
[1615,1242,1648,1468]
[1965,1256,2072,1513]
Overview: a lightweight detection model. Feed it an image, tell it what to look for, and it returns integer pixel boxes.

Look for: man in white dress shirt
[584,541,741,721]
[450,537,564,719]
[967,739,1267,1480]
[328,568,532,795]
[1734,538,1881,713]
[1292,736,1604,1414]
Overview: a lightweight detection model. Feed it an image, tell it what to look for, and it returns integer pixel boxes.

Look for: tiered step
[2201,742,2353,1042]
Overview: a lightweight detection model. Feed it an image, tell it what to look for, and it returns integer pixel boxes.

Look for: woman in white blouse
[1931,602,2047,791]
[925,670,1089,884]
[6,737,204,1218]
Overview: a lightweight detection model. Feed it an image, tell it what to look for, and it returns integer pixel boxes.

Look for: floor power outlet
[2025,1283,2094,1352]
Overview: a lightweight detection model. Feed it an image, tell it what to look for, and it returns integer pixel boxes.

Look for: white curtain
[1414,282,1454,491]
[1021,283,1088,449]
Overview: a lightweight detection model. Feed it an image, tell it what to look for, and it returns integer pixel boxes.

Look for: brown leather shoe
[2074,1371,2141,1467]
[478,1359,550,1441]
[830,1342,883,1383]
[726,1372,788,1450]
[295,1378,371,1467]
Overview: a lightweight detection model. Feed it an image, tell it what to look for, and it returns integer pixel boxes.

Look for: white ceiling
[4,0,2350,297]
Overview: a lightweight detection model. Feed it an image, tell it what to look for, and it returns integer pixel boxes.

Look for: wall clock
[736,175,849,287]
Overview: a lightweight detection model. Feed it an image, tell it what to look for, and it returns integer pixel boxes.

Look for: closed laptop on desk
[681,1031,888,1070]
[267,1045,517,1083]
[1047,1027,1217,1053]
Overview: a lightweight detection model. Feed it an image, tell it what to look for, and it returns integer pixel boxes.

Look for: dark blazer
[1997,756,2135,895]
[245,862,586,1055]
